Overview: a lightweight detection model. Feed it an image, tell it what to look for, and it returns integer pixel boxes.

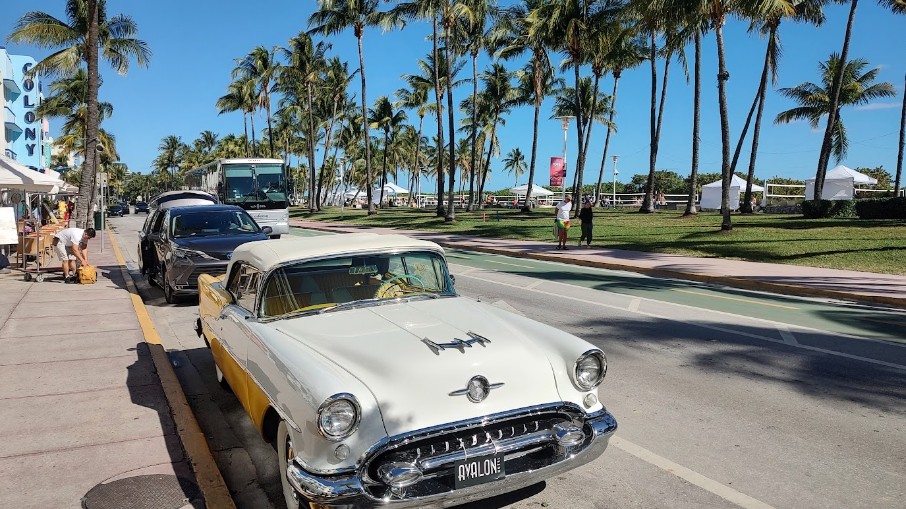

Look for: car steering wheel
[376,274,427,299]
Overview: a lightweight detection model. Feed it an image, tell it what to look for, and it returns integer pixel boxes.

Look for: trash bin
[93,211,104,230]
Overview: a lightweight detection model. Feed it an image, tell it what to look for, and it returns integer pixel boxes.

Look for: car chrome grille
[363,411,586,500]
[188,265,227,287]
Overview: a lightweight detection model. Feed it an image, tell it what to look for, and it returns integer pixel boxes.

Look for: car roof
[229,233,444,273]
[165,204,244,215]
[149,190,217,209]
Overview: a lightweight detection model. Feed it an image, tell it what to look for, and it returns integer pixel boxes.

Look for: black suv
[138,205,271,303]
[107,203,125,217]
[134,201,150,214]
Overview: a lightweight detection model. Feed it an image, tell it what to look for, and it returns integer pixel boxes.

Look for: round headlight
[574,350,607,390]
[317,394,360,441]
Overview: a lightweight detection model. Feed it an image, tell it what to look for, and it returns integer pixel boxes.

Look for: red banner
[550,157,565,186]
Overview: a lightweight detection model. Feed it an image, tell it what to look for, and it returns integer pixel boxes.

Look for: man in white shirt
[554,195,572,250]
[52,227,96,283]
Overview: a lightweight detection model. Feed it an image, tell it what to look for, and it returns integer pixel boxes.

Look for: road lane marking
[777,325,799,346]
[484,259,537,269]
[526,280,544,289]
[611,437,776,509]
[455,270,906,371]
[628,298,641,312]
[672,289,800,310]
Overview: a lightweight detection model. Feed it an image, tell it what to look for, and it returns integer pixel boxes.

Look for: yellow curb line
[293,222,906,310]
[107,229,237,509]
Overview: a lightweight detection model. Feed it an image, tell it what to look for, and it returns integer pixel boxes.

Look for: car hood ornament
[450,376,504,403]
[422,332,491,355]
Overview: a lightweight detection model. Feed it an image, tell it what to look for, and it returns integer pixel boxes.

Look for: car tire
[269,234,281,240]
[278,421,303,509]
[163,270,178,304]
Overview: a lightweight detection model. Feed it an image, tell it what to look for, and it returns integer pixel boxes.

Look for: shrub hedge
[854,197,906,219]
[801,199,857,218]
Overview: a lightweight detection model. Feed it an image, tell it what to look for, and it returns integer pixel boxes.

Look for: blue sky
[3,1,903,193]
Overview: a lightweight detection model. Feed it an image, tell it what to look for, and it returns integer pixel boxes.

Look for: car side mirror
[450,275,456,285]
[262,226,273,235]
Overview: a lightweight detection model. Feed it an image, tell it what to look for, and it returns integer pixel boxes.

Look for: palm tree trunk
[595,71,620,202]
[685,33,701,216]
[715,19,733,231]
[576,71,600,214]
[479,113,500,209]
[468,51,478,211]
[307,82,318,212]
[380,134,389,206]
[432,17,445,217]
[76,0,100,228]
[571,64,587,214]
[895,72,905,195]
[243,113,250,157]
[410,115,424,205]
[355,34,375,215]
[444,22,457,222]
[266,93,275,158]
[742,31,774,214]
[523,58,543,214]
[250,113,257,157]
[816,0,859,200]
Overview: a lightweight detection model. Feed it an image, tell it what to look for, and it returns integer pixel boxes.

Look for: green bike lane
[289,226,906,346]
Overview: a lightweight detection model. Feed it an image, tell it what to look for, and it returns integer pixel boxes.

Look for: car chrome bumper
[286,407,617,508]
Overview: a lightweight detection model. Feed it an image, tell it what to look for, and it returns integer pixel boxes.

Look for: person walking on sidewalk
[554,195,572,250]
[52,227,96,283]
[578,198,593,247]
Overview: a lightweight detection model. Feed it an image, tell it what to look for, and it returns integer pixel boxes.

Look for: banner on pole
[549,157,565,186]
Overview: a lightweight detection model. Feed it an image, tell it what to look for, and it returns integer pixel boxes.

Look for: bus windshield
[222,163,287,207]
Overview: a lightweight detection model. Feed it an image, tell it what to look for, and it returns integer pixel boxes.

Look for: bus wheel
[269,235,281,240]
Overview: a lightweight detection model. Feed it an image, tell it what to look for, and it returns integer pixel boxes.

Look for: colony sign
[21,62,38,157]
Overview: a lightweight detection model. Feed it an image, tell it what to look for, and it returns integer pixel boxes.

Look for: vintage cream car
[196,233,617,508]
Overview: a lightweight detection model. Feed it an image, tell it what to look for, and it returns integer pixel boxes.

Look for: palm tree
[319,57,354,200]
[154,136,186,190]
[233,46,279,158]
[369,97,408,206]
[593,26,647,205]
[10,0,151,227]
[217,78,258,157]
[456,0,491,211]
[475,63,518,205]
[278,31,328,212]
[737,0,825,213]
[896,73,906,196]
[492,0,557,213]
[309,0,387,215]
[775,55,895,163]
[395,81,433,203]
[503,148,528,187]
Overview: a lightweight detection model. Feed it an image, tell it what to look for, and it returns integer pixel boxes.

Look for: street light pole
[555,116,575,201]
[612,155,619,205]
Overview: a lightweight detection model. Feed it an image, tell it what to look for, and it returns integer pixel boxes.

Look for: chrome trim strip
[285,408,618,508]
[422,331,491,355]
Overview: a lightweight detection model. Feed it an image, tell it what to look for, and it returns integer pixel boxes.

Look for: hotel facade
[1,46,50,170]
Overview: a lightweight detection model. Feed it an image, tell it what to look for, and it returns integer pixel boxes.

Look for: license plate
[453,453,505,489]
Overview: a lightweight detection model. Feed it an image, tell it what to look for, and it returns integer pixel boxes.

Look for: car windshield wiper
[317,298,383,314]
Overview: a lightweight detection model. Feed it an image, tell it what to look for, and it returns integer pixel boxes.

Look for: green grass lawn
[291,206,906,275]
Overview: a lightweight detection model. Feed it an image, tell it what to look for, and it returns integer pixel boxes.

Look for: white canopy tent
[805,165,877,200]
[700,174,764,210]
[511,184,554,196]
[0,156,61,192]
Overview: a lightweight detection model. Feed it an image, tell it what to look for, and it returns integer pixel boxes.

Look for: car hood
[273,297,563,436]
[174,234,268,260]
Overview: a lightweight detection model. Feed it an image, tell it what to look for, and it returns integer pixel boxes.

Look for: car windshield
[259,251,456,318]
[171,210,260,238]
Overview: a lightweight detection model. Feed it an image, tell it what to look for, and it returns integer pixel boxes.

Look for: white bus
[185,158,289,237]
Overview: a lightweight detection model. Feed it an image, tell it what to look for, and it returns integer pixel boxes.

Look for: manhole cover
[82,474,201,509]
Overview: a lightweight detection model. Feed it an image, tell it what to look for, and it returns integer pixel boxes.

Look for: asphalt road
[108,214,906,509]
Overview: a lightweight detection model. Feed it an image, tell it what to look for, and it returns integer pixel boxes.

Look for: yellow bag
[78,265,97,284]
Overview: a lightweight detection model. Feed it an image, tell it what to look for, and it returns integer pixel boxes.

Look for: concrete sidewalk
[290,219,906,309]
[0,231,203,508]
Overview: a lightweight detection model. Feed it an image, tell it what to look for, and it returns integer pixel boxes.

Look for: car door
[217,262,261,412]
[140,210,165,276]
[152,211,171,285]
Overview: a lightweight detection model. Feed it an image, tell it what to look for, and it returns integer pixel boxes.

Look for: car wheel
[163,270,178,304]
[278,421,303,509]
